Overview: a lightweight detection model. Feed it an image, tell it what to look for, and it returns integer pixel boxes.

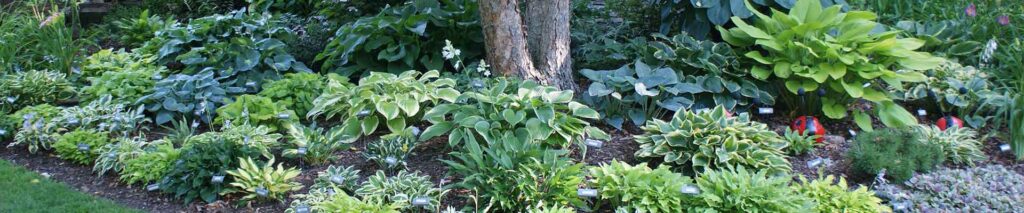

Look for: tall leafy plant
[653,0,849,39]
[138,70,244,124]
[719,0,945,129]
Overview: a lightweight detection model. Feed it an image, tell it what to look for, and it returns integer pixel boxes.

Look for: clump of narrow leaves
[226,157,303,203]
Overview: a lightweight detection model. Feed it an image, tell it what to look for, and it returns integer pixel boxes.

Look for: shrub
[897,61,1004,128]
[257,72,327,117]
[11,115,59,154]
[80,49,153,80]
[317,0,483,76]
[120,141,179,185]
[142,0,241,19]
[159,135,265,203]
[310,165,360,192]
[635,106,791,175]
[587,160,696,212]
[915,125,986,166]
[93,136,150,177]
[719,0,945,129]
[442,131,585,211]
[355,170,444,210]
[52,96,150,137]
[421,78,607,148]
[641,0,849,40]
[114,10,173,49]
[215,94,298,132]
[314,189,401,213]
[874,165,1024,212]
[138,70,244,125]
[364,130,419,171]
[5,104,61,130]
[80,50,162,106]
[214,124,283,159]
[278,14,336,67]
[308,70,461,140]
[0,70,75,108]
[226,157,303,203]
[693,167,810,212]
[53,130,112,165]
[847,128,945,182]
[783,127,820,156]
[282,124,351,165]
[793,175,890,213]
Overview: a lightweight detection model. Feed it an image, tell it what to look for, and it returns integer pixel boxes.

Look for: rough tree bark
[478,0,577,92]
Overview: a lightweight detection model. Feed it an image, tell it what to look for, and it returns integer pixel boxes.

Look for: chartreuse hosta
[307,70,460,142]
[420,78,608,148]
[719,0,945,130]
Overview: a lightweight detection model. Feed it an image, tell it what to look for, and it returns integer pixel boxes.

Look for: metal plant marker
[146,183,160,191]
[277,113,290,120]
[411,196,431,207]
[0,129,6,136]
[297,147,307,155]
[1000,144,1011,152]
[294,205,311,213]
[757,107,774,115]
[917,109,927,116]
[577,188,598,198]
[256,187,269,197]
[807,157,827,168]
[330,175,345,185]
[410,126,422,137]
[356,110,372,118]
[584,139,603,148]
[384,157,398,166]
[848,129,857,137]
[77,143,90,152]
[211,175,225,184]
[680,184,700,195]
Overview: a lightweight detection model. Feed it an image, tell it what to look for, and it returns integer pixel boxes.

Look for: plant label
[146,183,160,191]
[277,113,291,120]
[297,147,307,155]
[211,175,225,184]
[917,109,927,116]
[245,81,257,88]
[848,129,857,137]
[256,187,269,197]
[330,175,345,185]
[152,74,162,80]
[223,120,231,128]
[410,126,422,136]
[107,152,117,159]
[892,200,911,211]
[757,107,774,115]
[67,119,80,126]
[243,136,251,145]
[680,185,700,195]
[326,188,336,196]
[5,96,15,103]
[1000,144,1011,152]
[584,139,603,148]
[411,197,430,206]
[807,157,825,168]
[77,143,90,152]
[577,188,598,198]
[295,205,311,213]
[384,157,398,166]
[356,110,372,118]
[191,120,199,128]
[0,129,6,136]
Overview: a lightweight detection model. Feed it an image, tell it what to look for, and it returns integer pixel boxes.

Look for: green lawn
[0,160,141,213]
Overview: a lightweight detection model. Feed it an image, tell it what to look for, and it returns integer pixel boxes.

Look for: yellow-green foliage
[794,175,891,213]
[226,157,303,203]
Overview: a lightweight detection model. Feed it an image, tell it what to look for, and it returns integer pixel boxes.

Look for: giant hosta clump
[635,106,791,175]
[718,0,945,129]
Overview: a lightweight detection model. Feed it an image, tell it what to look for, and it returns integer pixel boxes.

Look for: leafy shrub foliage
[317,0,483,76]
[915,125,986,166]
[783,127,820,156]
[160,135,265,203]
[215,94,297,132]
[355,170,444,210]
[443,131,585,211]
[5,104,61,130]
[587,160,696,212]
[121,141,179,185]
[138,70,244,124]
[53,130,112,165]
[114,10,174,49]
[310,165,360,192]
[93,136,150,177]
[719,0,945,129]
[214,124,284,158]
[10,110,61,154]
[142,0,242,19]
[847,128,944,182]
[309,70,460,140]
[0,70,75,109]
[312,189,402,213]
[422,78,607,148]
[875,165,1024,212]
[282,124,351,165]
[897,61,1005,128]
[693,167,810,212]
[52,96,150,137]
[257,72,327,117]
[635,106,791,175]
[793,175,890,213]
[364,130,419,171]
[226,157,303,203]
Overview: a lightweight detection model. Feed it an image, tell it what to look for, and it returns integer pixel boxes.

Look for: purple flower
[965,3,977,17]
[998,15,1011,26]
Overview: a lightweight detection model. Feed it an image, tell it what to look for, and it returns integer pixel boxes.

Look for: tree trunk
[478,0,577,92]
[477,0,539,79]
[524,0,577,92]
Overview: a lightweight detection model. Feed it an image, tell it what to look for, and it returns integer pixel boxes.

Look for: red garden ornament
[791,116,826,143]
[936,116,964,131]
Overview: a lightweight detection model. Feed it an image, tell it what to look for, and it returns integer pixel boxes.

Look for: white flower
[442,40,460,60]
[981,38,998,64]
[476,60,490,76]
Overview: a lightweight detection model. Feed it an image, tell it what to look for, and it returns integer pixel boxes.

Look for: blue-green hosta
[307,70,460,142]
[896,61,1005,128]
[635,106,791,175]
[422,78,608,148]
[138,70,245,125]
[719,0,945,129]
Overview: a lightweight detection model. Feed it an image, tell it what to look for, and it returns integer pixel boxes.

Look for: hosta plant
[0,70,75,108]
[94,136,150,177]
[5,104,61,131]
[653,0,850,39]
[915,125,986,166]
[647,33,774,108]
[310,165,360,192]
[120,141,180,185]
[364,130,419,171]
[847,128,944,182]
[114,10,173,48]
[442,131,584,212]
[783,127,820,156]
[355,170,444,211]
[874,165,1024,212]
[719,0,945,129]
[52,130,112,165]
[140,6,311,87]
[160,136,265,203]
[81,62,161,107]
[282,124,351,165]
[587,160,697,212]
[80,49,155,80]
[316,0,483,76]
[893,20,981,62]
[693,167,810,212]
[257,72,328,117]
[215,94,298,132]
[896,61,1004,128]
[422,78,607,148]
[226,157,303,203]
[52,96,150,137]
[793,175,890,213]
[635,106,791,175]
[138,70,244,125]
[213,124,284,158]
[10,116,60,154]
[313,189,401,213]
[308,70,461,141]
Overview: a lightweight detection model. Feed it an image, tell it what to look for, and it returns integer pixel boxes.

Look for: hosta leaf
[376,102,400,120]
[853,110,873,131]
[361,115,379,135]
[396,97,420,116]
